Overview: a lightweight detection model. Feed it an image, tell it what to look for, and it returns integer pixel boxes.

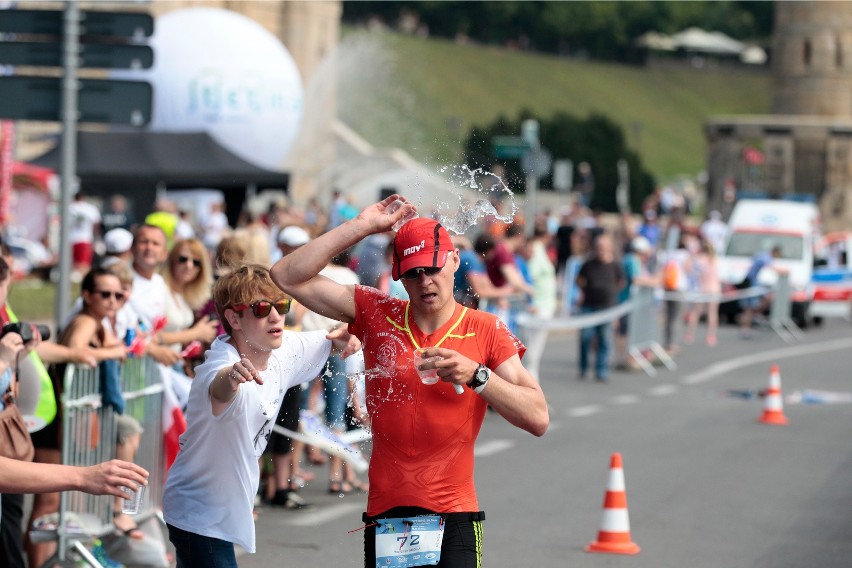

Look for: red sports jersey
[350,285,524,516]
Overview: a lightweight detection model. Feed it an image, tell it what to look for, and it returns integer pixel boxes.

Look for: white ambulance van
[717,199,821,326]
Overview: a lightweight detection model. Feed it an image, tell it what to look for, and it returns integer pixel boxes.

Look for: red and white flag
[158,364,187,475]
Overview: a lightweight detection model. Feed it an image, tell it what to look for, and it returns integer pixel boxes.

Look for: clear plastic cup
[121,483,146,515]
[413,348,440,385]
[387,199,417,232]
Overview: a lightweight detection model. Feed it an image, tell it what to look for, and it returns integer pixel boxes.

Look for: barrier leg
[628,346,657,377]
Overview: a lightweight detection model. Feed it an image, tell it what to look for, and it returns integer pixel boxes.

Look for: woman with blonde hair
[158,238,219,357]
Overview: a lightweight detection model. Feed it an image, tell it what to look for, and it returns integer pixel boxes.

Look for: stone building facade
[706,1,852,230]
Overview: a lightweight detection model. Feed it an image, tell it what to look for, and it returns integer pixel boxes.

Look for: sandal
[328,481,353,495]
[112,512,144,540]
[349,479,369,493]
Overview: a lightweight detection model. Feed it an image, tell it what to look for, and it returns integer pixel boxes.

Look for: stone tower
[706,1,852,230]
[772,1,852,117]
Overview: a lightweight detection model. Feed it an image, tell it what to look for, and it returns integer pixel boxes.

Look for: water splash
[434,164,517,235]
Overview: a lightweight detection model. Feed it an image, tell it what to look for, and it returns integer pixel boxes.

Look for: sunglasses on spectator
[232,299,292,318]
[93,290,126,301]
[400,266,443,280]
[177,255,202,268]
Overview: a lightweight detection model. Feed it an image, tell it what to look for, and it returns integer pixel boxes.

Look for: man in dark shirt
[576,233,624,381]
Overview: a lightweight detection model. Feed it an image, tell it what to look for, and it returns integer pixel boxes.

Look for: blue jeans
[323,354,348,430]
[167,524,237,568]
[579,307,612,379]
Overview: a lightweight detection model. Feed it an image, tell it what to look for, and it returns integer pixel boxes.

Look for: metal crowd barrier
[516,279,792,379]
[31,356,165,567]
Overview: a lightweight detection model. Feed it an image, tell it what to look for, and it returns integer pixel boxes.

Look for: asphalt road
[239,317,852,567]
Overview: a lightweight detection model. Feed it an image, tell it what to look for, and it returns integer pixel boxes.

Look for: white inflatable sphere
[126,8,304,171]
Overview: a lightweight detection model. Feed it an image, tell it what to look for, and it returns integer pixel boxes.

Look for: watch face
[476,366,489,382]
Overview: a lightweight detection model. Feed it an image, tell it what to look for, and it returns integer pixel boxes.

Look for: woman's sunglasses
[177,255,202,268]
[93,289,126,301]
[232,299,292,318]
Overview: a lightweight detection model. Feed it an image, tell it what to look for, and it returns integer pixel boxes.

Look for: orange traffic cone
[758,364,789,425]
[585,452,640,555]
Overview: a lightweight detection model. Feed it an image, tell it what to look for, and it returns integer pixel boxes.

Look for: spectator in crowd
[614,235,643,370]
[661,238,691,354]
[145,199,180,248]
[101,227,134,267]
[266,226,316,510]
[483,224,535,333]
[353,232,392,289]
[69,191,101,282]
[162,264,359,565]
[234,209,272,266]
[554,205,577,279]
[175,210,196,240]
[300,248,368,495]
[159,238,218,365]
[637,209,661,250]
[0,258,43,568]
[201,201,231,254]
[520,226,558,381]
[377,241,410,300]
[453,235,510,309]
[126,225,180,367]
[27,267,136,567]
[271,196,548,567]
[575,161,595,207]
[700,210,728,257]
[739,246,782,339]
[0,457,147,497]
[576,233,624,382]
[685,236,721,347]
[100,194,135,234]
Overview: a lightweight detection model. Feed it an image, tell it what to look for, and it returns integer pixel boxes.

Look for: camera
[1,322,51,343]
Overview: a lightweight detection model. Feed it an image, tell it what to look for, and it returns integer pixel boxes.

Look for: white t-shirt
[162,331,331,553]
[68,200,101,244]
[129,271,168,330]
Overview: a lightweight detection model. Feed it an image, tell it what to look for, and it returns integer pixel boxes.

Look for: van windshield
[724,232,803,260]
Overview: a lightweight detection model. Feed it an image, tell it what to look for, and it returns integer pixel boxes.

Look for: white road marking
[474,439,515,457]
[680,336,852,385]
[610,394,640,405]
[648,384,678,396]
[568,405,603,417]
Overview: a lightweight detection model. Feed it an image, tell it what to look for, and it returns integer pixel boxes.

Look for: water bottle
[387,199,417,232]
[124,328,136,358]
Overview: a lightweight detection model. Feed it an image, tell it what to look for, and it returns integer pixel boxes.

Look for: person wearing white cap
[101,228,134,266]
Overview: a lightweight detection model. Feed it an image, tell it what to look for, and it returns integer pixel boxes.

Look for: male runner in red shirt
[272,195,549,567]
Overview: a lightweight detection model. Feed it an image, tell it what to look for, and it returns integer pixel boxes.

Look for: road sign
[0,9,154,38]
[521,148,553,178]
[0,41,153,69]
[0,76,152,125]
[492,135,530,159]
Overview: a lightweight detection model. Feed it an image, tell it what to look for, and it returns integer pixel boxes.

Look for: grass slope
[338,30,771,180]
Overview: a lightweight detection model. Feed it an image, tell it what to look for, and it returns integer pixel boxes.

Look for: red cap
[391,218,455,280]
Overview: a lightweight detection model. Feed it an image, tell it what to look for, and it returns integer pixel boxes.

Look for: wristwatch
[467,364,491,394]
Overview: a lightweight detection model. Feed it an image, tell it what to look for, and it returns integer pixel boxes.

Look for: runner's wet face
[402,251,458,313]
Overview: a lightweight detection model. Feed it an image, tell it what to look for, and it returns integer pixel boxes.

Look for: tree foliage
[342,1,773,63]
[462,111,656,212]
